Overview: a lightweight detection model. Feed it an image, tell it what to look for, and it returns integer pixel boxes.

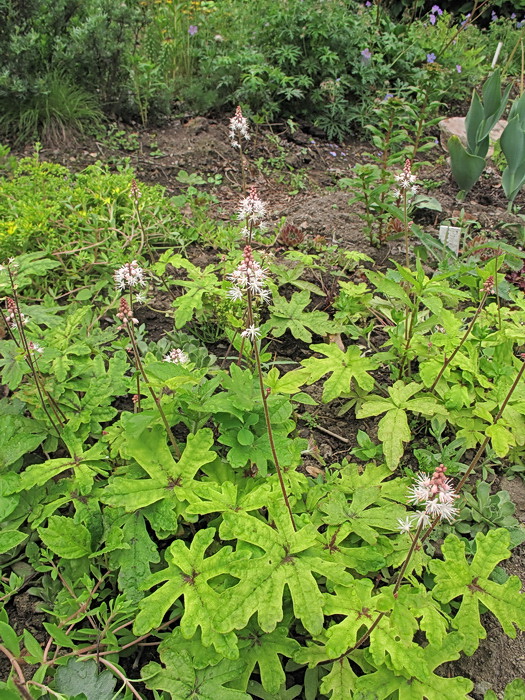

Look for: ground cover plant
[1,4,525,699]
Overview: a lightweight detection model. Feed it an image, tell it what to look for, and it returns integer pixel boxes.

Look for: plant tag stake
[439,225,461,254]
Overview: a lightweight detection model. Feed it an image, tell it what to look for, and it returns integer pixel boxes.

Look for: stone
[439,116,507,157]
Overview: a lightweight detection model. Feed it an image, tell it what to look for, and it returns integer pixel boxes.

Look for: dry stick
[125,325,181,459]
[429,287,491,393]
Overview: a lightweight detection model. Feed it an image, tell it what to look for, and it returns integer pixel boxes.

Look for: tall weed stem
[429,280,492,392]
[122,307,181,458]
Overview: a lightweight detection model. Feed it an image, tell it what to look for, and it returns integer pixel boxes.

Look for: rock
[184,116,209,135]
[439,116,507,157]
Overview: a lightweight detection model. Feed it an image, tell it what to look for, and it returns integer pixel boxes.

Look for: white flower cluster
[237,186,266,234]
[163,348,189,364]
[393,158,418,198]
[227,245,270,303]
[229,105,250,148]
[114,261,146,291]
[397,464,458,533]
[241,325,261,341]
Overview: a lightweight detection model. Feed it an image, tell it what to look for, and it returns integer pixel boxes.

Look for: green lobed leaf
[294,342,379,403]
[134,527,238,658]
[430,529,525,655]
[141,641,249,699]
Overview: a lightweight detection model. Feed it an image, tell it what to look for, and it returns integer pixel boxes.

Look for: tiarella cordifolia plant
[393,158,418,267]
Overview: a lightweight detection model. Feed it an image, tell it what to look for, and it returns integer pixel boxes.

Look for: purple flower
[188,25,198,36]
[383,93,394,101]
[491,11,497,21]
[365,1,372,6]
[460,12,471,27]
[429,14,436,25]
[361,48,372,62]
[431,5,443,14]
[456,64,462,73]
[426,53,436,64]
[329,151,337,157]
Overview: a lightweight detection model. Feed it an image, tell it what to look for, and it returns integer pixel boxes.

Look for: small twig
[0,644,28,692]
[298,416,350,444]
[95,657,143,700]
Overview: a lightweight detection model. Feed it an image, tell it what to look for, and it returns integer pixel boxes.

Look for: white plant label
[439,225,461,254]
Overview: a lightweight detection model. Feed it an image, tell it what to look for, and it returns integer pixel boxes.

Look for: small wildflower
[407,464,459,528]
[5,297,28,328]
[238,186,266,228]
[396,517,413,534]
[483,276,495,294]
[365,1,371,6]
[456,64,462,73]
[426,53,436,64]
[163,348,189,364]
[431,4,443,14]
[394,159,418,195]
[227,245,270,302]
[116,298,138,328]
[429,14,436,25]
[214,34,224,42]
[360,48,372,62]
[383,93,393,101]
[114,261,146,290]
[28,341,44,355]
[134,292,147,305]
[229,105,250,148]
[130,179,142,201]
[241,325,261,341]
[188,25,198,35]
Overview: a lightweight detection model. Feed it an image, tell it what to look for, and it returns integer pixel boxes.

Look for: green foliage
[357,381,448,469]
[264,290,336,343]
[2,131,525,700]
[55,659,117,700]
[449,70,511,193]
[0,158,199,271]
[0,0,143,140]
[430,529,525,655]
